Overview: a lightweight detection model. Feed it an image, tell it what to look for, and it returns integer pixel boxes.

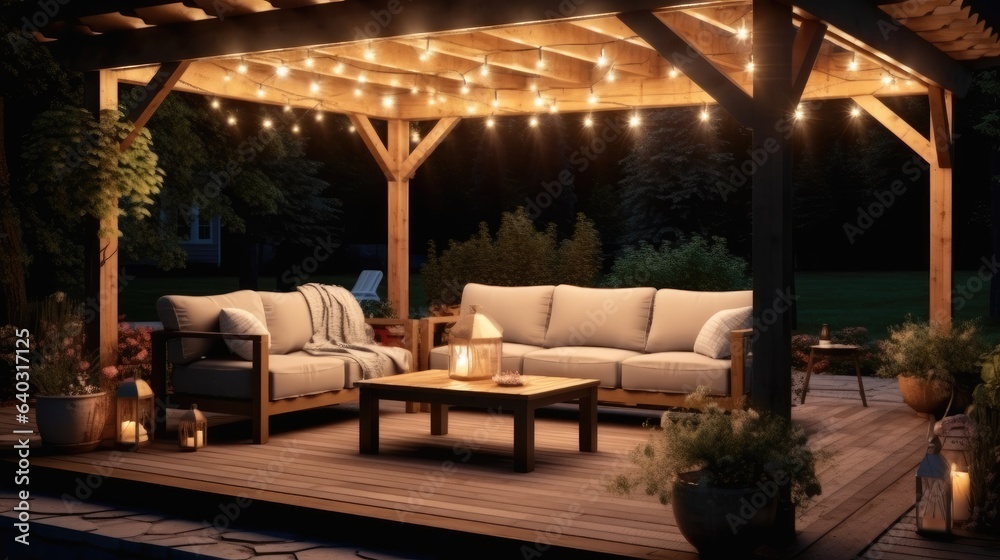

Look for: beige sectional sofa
[420,283,752,409]
[152,289,417,443]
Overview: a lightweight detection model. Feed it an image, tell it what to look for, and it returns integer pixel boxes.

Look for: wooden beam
[852,95,934,163]
[617,10,755,127]
[120,60,190,151]
[387,119,410,319]
[929,90,953,326]
[928,85,952,168]
[82,70,120,369]
[52,0,697,71]
[783,0,973,94]
[347,114,394,180]
[791,19,827,103]
[400,117,461,180]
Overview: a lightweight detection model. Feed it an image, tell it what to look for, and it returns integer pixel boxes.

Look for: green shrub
[603,235,750,291]
[970,349,1000,534]
[421,208,602,309]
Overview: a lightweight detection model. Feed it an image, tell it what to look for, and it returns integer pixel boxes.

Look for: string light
[794,104,804,120]
[536,47,546,69]
[549,102,558,113]
[745,56,754,73]
[629,111,641,127]
[529,115,539,127]
[227,115,237,126]
[364,43,376,61]
[529,82,537,92]
[411,86,420,94]
[237,61,248,74]
[492,91,500,108]
[881,72,893,86]
[357,74,367,84]
[333,62,345,74]
[486,116,495,128]
[223,72,231,82]
[310,81,320,93]
[605,65,616,82]
[292,124,301,133]
[256,85,265,98]
[354,86,363,97]
[348,124,356,133]
[460,75,470,95]
[735,23,749,41]
[534,92,545,107]
[850,105,862,118]
[382,95,394,108]
[411,130,421,143]
[419,38,432,61]
[699,105,710,122]
[283,103,292,112]
[210,99,221,109]
[584,114,594,127]
[668,66,679,79]
[480,55,490,76]
[262,118,273,128]
[275,63,289,78]
[587,88,598,104]
[304,53,315,68]
[596,47,607,67]
[315,111,324,122]
[848,54,859,72]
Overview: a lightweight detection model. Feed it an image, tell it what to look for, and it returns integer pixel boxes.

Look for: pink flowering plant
[30,292,106,396]
[114,317,153,382]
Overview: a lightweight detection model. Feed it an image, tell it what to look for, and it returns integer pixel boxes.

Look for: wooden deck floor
[4,381,995,559]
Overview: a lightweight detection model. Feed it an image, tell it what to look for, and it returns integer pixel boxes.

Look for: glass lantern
[915,435,952,536]
[116,379,154,449]
[178,404,207,452]
[447,306,503,380]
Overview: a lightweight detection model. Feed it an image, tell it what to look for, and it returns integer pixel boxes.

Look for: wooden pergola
[21,0,1000,421]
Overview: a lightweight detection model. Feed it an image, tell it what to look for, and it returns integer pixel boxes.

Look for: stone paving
[0,374,904,560]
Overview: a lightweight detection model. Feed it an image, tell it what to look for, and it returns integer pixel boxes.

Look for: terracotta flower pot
[36,392,110,453]
[897,376,951,418]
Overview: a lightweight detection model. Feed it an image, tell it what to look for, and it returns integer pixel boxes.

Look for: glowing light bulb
[536,47,545,69]
[794,104,804,120]
[606,68,616,82]
[411,131,421,143]
[529,115,539,127]
[700,108,710,121]
[223,73,231,82]
[227,115,237,126]
[357,74,367,84]
[486,117,495,128]
[736,25,749,41]
[210,99,220,109]
[275,64,289,78]
[334,62,344,74]
[549,103,558,114]
[237,62,248,74]
[596,47,607,67]
[292,124,300,133]
[850,106,862,118]
[461,81,470,95]
[629,113,641,127]
[354,87,363,97]
[881,74,893,86]
[382,96,394,108]
[262,118,273,128]
[745,57,754,73]
[534,94,545,107]
[283,104,292,112]
[587,90,598,104]
[256,86,265,98]
[480,63,489,77]
[310,81,320,93]
[315,112,324,122]
[348,125,356,133]
[668,67,679,79]
[584,115,593,127]
[364,45,375,61]
[304,56,314,68]
[848,55,859,72]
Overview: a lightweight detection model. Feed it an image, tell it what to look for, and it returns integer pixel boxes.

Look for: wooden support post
[348,114,461,318]
[929,88,953,326]
[83,71,120,368]
[751,0,796,540]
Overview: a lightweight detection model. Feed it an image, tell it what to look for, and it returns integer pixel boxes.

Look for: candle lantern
[936,415,976,524]
[915,435,952,536]
[116,379,154,449]
[178,404,207,451]
[447,306,503,380]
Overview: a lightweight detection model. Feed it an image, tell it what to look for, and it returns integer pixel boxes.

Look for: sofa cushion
[219,308,271,360]
[460,283,554,346]
[522,347,640,388]
[645,289,752,353]
[543,285,655,352]
[171,353,348,401]
[694,306,752,359]
[258,291,314,354]
[156,290,267,364]
[429,342,544,374]
[621,352,731,396]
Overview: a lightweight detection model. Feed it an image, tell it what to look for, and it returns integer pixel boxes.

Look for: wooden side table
[800,344,868,407]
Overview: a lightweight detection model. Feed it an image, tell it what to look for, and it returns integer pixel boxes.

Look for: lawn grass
[121,270,1000,346]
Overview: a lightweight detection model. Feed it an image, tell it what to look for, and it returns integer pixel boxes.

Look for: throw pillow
[694,306,752,359]
[219,307,270,361]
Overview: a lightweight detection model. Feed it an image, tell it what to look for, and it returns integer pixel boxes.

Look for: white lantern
[447,306,503,380]
[116,379,154,449]
[178,404,207,451]
[915,435,952,536]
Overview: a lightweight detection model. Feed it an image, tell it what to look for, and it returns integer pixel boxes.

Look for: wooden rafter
[928,85,953,168]
[851,95,934,163]
[791,20,826,103]
[121,60,191,151]
[618,10,754,126]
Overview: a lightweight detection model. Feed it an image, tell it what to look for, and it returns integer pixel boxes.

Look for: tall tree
[616,108,736,246]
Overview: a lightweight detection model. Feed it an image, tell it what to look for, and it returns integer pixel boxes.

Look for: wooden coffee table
[355,369,599,472]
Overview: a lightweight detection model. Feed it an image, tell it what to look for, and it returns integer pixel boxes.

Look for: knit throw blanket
[297,283,411,379]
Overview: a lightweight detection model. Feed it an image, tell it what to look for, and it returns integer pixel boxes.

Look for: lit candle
[184,436,195,448]
[952,468,971,523]
[453,347,470,377]
[120,421,149,443]
[196,430,204,447]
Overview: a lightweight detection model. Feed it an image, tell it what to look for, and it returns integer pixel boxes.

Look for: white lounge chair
[350,270,383,301]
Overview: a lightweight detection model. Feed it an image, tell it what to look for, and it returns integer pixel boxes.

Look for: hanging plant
[21,106,163,238]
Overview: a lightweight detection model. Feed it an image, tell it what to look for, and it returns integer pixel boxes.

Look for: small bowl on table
[492,370,523,387]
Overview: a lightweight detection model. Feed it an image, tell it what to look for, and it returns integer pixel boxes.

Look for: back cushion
[460,283,554,346]
[543,285,656,351]
[258,291,314,354]
[645,289,752,353]
[156,290,266,364]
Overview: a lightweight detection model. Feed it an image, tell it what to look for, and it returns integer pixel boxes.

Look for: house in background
[177,206,222,267]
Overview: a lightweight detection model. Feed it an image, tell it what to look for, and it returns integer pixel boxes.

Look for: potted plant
[359,299,406,347]
[31,292,118,453]
[968,347,1000,534]
[606,388,823,558]
[875,317,988,418]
